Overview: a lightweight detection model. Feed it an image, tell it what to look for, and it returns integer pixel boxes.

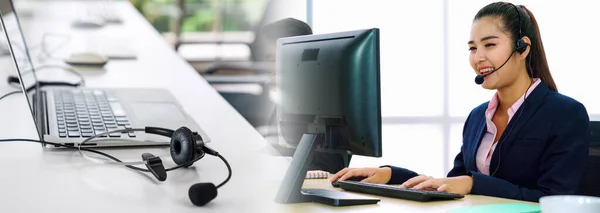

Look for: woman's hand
[409,175,474,195]
[329,167,392,184]
[399,175,436,190]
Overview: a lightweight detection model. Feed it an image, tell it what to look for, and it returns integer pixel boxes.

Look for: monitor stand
[274,133,380,206]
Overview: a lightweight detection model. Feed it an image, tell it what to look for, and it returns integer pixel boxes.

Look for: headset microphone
[188,149,231,206]
[474,73,487,85]
[189,183,218,206]
[474,49,517,85]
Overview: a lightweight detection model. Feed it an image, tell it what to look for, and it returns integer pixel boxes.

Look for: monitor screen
[276,28,381,157]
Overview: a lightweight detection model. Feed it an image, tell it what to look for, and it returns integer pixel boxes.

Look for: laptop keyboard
[54,89,134,138]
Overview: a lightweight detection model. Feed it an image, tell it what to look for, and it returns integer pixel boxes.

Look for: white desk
[267,177,539,213]
[0,1,285,212]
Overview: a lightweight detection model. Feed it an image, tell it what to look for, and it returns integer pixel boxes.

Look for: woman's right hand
[399,175,435,190]
[329,167,392,184]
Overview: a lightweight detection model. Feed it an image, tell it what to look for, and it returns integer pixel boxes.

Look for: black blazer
[384,81,591,202]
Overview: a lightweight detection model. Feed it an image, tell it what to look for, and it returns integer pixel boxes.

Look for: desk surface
[268,177,539,213]
[0,1,282,212]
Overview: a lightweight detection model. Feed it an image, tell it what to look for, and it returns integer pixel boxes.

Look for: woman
[330,1,591,202]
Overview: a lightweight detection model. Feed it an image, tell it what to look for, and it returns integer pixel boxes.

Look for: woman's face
[469,16,522,90]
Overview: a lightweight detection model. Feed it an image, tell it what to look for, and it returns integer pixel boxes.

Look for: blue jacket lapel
[488,81,550,171]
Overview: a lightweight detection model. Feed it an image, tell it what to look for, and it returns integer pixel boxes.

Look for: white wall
[311,0,600,177]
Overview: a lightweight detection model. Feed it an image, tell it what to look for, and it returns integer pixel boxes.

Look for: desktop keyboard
[336,180,464,202]
[54,89,133,138]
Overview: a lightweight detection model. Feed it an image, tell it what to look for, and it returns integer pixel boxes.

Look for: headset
[513,5,529,55]
[489,3,534,177]
[77,126,217,179]
[0,126,231,207]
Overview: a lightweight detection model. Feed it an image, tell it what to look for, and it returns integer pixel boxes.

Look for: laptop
[0,0,210,147]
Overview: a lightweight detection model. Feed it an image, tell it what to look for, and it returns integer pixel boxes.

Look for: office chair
[576,121,600,197]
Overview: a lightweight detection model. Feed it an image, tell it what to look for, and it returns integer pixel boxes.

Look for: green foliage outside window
[129,0,267,33]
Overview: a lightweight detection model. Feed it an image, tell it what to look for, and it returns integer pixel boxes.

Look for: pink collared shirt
[476,78,542,175]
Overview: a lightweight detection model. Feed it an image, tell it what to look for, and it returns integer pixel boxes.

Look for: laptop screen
[0,0,42,138]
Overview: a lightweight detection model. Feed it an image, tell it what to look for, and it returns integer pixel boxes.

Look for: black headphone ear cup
[170,127,197,167]
[516,39,528,54]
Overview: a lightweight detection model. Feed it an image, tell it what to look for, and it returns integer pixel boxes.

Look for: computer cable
[30,33,72,63]
[0,136,229,188]
[7,42,31,68]
[0,127,232,206]
[0,136,229,183]
[4,33,71,64]
[76,128,231,186]
[1,65,84,102]
[17,64,85,84]
[79,126,233,206]
[0,80,79,102]
[77,128,190,167]
[7,64,86,88]
[0,91,21,101]
[490,78,534,177]
[0,138,129,164]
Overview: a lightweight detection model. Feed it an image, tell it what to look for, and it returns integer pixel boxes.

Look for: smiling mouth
[479,67,495,75]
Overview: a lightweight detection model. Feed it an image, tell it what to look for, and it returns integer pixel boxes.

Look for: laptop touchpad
[130,102,186,121]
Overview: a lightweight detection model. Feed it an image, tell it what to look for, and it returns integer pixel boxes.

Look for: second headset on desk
[79,126,232,207]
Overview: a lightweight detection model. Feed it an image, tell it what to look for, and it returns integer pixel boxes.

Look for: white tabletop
[267,177,539,213]
[0,1,286,212]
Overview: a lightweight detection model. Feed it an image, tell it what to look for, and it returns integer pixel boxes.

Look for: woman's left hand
[411,175,473,195]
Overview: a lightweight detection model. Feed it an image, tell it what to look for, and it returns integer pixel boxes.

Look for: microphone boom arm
[475,49,517,84]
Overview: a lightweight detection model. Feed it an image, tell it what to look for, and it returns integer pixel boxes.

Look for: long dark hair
[474,2,557,92]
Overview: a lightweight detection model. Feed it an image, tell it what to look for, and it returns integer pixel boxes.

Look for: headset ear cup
[516,39,528,54]
[170,127,197,167]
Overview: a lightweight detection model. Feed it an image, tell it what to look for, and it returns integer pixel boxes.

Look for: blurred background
[130,0,307,144]
[130,0,305,65]
[130,0,599,178]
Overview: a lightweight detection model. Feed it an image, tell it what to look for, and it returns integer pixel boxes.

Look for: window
[313,0,445,177]
[449,123,465,171]
[313,0,445,117]
[349,124,445,178]
[132,0,270,33]
[263,0,307,24]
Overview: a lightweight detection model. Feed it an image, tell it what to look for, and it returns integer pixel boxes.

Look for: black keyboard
[336,180,464,202]
[54,89,133,138]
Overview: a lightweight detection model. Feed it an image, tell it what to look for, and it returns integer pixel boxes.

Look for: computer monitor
[274,28,382,206]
